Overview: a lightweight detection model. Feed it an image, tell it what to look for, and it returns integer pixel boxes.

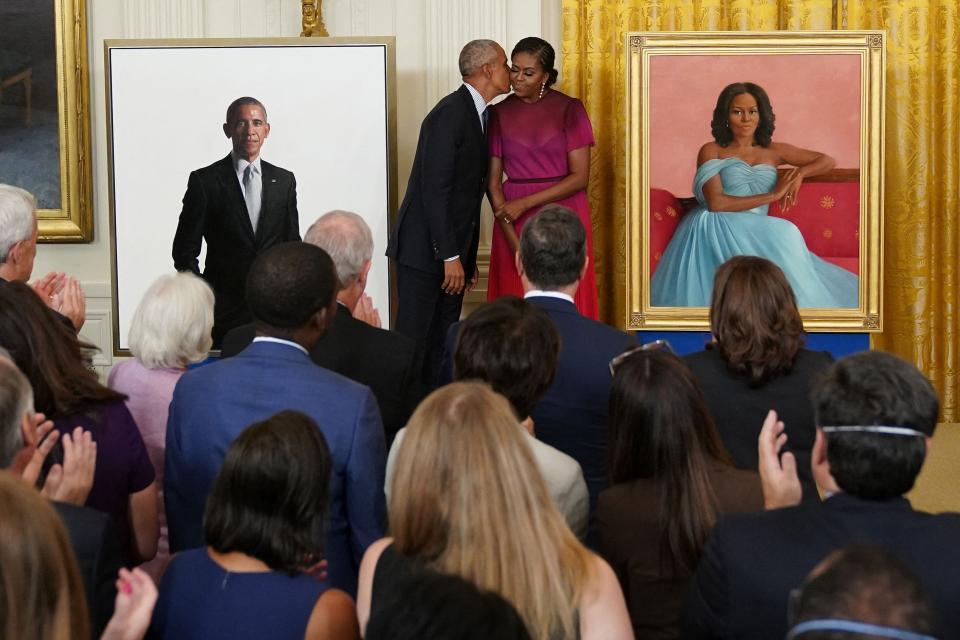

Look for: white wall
[34,0,559,369]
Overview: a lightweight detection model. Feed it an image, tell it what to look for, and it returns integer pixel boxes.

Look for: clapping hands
[30,271,86,330]
[100,568,158,640]
[20,415,97,506]
[757,409,803,510]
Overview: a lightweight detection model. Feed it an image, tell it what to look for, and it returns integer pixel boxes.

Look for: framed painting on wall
[105,37,397,354]
[0,0,93,241]
[624,31,885,332]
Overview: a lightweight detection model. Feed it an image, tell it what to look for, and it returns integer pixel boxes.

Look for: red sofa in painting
[649,170,860,276]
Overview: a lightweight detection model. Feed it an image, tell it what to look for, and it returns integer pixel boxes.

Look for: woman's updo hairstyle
[512,37,558,88]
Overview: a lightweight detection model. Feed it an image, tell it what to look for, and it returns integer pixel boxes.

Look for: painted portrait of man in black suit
[172,97,300,346]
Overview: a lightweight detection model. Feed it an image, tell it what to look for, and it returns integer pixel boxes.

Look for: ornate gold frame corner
[625,31,885,333]
[36,0,94,242]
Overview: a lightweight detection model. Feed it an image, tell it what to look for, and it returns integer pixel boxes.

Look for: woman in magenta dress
[487,37,599,319]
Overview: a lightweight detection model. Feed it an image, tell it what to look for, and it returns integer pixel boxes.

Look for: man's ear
[20,412,36,448]
[222,122,231,138]
[578,254,590,282]
[358,260,372,287]
[514,252,524,278]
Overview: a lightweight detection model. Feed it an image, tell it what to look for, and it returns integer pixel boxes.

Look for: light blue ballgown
[649,158,859,308]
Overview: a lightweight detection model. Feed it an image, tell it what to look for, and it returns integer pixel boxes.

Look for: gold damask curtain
[560,0,960,419]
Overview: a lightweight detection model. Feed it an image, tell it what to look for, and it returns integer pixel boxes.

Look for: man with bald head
[222,210,420,445]
[386,39,511,389]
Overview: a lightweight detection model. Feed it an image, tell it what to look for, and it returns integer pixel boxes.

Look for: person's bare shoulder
[305,588,359,640]
[697,141,721,167]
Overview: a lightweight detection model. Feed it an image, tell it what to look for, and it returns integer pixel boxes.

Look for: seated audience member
[507,205,633,524]
[151,411,357,640]
[0,472,157,640]
[358,383,632,640]
[0,282,158,564]
[682,350,960,639]
[598,348,762,639]
[165,242,385,596]
[108,272,214,583]
[392,297,588,537]
[684,255,831,502]
[788,545,936,640]
[0,354,124,636]
[221,210,420,446]
[0,183,85,329]
[366,570,531,640]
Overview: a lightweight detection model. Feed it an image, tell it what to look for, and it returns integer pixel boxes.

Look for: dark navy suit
[524,295,634,520]
[164,340,385,596]
[682,493,960,639]
[442,294,633,530]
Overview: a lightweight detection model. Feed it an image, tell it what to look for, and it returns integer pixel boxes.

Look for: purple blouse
[53,399,155,560]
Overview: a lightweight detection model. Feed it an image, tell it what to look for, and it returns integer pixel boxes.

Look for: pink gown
[487,90,598,319]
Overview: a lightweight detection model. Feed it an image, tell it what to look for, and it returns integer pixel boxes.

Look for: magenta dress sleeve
[488,105,503,157]
[564,98,595,152]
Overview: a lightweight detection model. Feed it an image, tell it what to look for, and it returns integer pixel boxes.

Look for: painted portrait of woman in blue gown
[649,82,859,308]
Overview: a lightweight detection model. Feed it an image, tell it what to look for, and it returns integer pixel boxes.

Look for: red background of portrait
[649,54,861,195]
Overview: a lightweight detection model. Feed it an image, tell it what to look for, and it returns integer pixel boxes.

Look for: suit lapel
[216,155,256,243]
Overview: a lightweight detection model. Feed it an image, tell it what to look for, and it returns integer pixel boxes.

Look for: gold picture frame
[21,0,93,242]
[625,31,884,332]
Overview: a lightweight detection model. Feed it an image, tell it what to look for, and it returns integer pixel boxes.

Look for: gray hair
[459,39,499,76]
[128,272,215,369]
[0,358,33,469]
[303,210,374,290]
[0,185,37,264]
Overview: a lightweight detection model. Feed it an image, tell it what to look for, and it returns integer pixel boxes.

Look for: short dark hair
[225,96,267,124]
[709,255,804,386]
[245,242,337,336]
[519,205,586,290]
[791,545,934,639]
[711,82,775,147]
[203,410,331,573]
[453,297,559,419]
[365,570,532,640]
[812,351,939,499]
[608,348,732,573]
[511,37,558,88]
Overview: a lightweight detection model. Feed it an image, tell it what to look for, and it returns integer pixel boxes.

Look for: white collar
[232,151,262,173]
[524,290,574,304]
[463,82,488,119]
[252,336,308,356]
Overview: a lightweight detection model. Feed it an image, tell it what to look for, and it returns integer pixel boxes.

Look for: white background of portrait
[107,40,392,351]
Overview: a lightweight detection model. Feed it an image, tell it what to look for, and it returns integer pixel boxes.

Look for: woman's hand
[101,568,158,640]
[773,168,803,213]
[495,198,529,223]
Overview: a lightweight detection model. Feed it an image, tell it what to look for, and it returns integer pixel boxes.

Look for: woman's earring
[539,82,546,100]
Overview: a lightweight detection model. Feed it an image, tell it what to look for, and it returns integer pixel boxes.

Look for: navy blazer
[682,493,960,638]
[386,85,487,274]
[525,296,634,513]
[171,154,300,342]
[164,340,386,596]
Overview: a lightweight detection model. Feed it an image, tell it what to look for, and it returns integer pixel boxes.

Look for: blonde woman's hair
[0,472,89,640]
[128,272,214,369]
[390,382,593,640]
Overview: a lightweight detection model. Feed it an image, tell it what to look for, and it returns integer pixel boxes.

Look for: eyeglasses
[608,339,675,377]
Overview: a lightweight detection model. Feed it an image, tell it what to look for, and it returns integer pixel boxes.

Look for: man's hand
[42,426,97,505]
[757,409,803,510]
[465,266,479,293]
[101,568,158,640]
[56,277,86,330]
[442,258,465,295]
[353,294,382,328]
